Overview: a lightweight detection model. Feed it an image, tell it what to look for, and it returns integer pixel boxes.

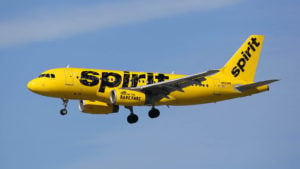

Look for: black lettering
[131,74,138,87]
[80,71,99,86]
[231,66,240,77]
[147,73,154,84]
[248,42,255,51]
[231,38,261,78]
[155,73,169,82]
[242,51,249,61]
[122,71,130,88]
[237,58,246,72]
[251,37,260,47]
[99,72,122,93]
[245,47,251,58]
[131,74,146,87]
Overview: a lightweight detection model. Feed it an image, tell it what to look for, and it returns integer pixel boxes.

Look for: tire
[127,114,138,124]
[60,109,68,115]
[148,108,160,118]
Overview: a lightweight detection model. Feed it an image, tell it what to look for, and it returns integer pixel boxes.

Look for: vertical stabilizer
[220,35,264,82]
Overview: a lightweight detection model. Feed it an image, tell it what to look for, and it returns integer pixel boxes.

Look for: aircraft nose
[27,79,45,93]
[27,79,37,92]
[27,78,51,96]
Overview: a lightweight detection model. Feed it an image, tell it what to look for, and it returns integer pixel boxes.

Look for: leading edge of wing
[127,70,219,91]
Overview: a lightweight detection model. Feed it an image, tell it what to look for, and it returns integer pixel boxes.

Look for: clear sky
[0,0,299,169]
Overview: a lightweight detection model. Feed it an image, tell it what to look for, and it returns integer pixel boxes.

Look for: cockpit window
[38,73,56,78]
[38,74,46,78]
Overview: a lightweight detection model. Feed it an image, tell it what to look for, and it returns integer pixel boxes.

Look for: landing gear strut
[60,99,69,115]
[125,106,138,124]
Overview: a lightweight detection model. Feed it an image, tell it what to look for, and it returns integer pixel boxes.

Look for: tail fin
[220,35,264,82]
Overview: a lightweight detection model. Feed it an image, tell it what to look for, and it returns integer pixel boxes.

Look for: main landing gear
[148,107,160,118]
[125,106,138,124]
[125,106,160,124]
[60,99,69,115]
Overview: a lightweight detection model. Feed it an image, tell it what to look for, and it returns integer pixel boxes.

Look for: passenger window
[51,74,55,78]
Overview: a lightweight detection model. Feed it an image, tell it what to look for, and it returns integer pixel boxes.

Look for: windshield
[38,73,55,78]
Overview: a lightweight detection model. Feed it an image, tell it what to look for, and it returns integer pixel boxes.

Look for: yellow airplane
[27,35,278,124]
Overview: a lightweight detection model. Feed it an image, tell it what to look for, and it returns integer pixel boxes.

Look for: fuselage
[27,67,269,106]
[26,35,278,124]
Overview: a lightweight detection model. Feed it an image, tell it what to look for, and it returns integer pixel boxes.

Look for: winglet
[235,79,279,92]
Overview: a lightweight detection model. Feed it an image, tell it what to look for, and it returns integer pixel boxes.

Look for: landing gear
[127,114,138,124]
[124,106,161,123]
[60,99,69,116]
[60,108,68,115]
[125,106,138,124]
[148,107,160,118]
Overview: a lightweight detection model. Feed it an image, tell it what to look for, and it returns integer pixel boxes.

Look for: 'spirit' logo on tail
[231,37,260,77]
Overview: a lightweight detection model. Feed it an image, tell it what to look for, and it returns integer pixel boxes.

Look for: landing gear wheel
[127,114,138,124]
[60,108,68,115]
[148,108,160,118]
[125,106,139,124]
[60,99,69,116]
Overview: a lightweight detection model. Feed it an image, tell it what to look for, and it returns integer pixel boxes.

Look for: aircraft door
[64,68,74,86]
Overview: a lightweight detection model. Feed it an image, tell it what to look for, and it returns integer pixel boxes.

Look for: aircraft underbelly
[161,88,214,105]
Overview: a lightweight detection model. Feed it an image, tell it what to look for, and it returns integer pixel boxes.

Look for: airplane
[27,35,278,124]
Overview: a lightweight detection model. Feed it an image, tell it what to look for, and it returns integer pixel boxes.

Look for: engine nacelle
[110,89,147,106]
[79,100,119,114]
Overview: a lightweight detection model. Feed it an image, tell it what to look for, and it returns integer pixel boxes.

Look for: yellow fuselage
[27,67,269,106]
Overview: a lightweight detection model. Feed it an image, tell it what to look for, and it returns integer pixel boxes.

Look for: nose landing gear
[60,99,69,115]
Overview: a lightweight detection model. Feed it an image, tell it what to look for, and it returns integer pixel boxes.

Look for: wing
[126,70,219,102]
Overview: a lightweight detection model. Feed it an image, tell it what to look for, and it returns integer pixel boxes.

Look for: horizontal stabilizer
[236,79,279,92]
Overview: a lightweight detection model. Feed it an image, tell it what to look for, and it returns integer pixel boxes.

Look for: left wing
[126,70,219,102]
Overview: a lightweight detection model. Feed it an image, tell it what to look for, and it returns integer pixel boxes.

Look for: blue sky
[0,0,299,169]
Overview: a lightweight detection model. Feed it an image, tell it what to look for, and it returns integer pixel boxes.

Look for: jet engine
[79,100,119,114]
[110,89,147,106]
